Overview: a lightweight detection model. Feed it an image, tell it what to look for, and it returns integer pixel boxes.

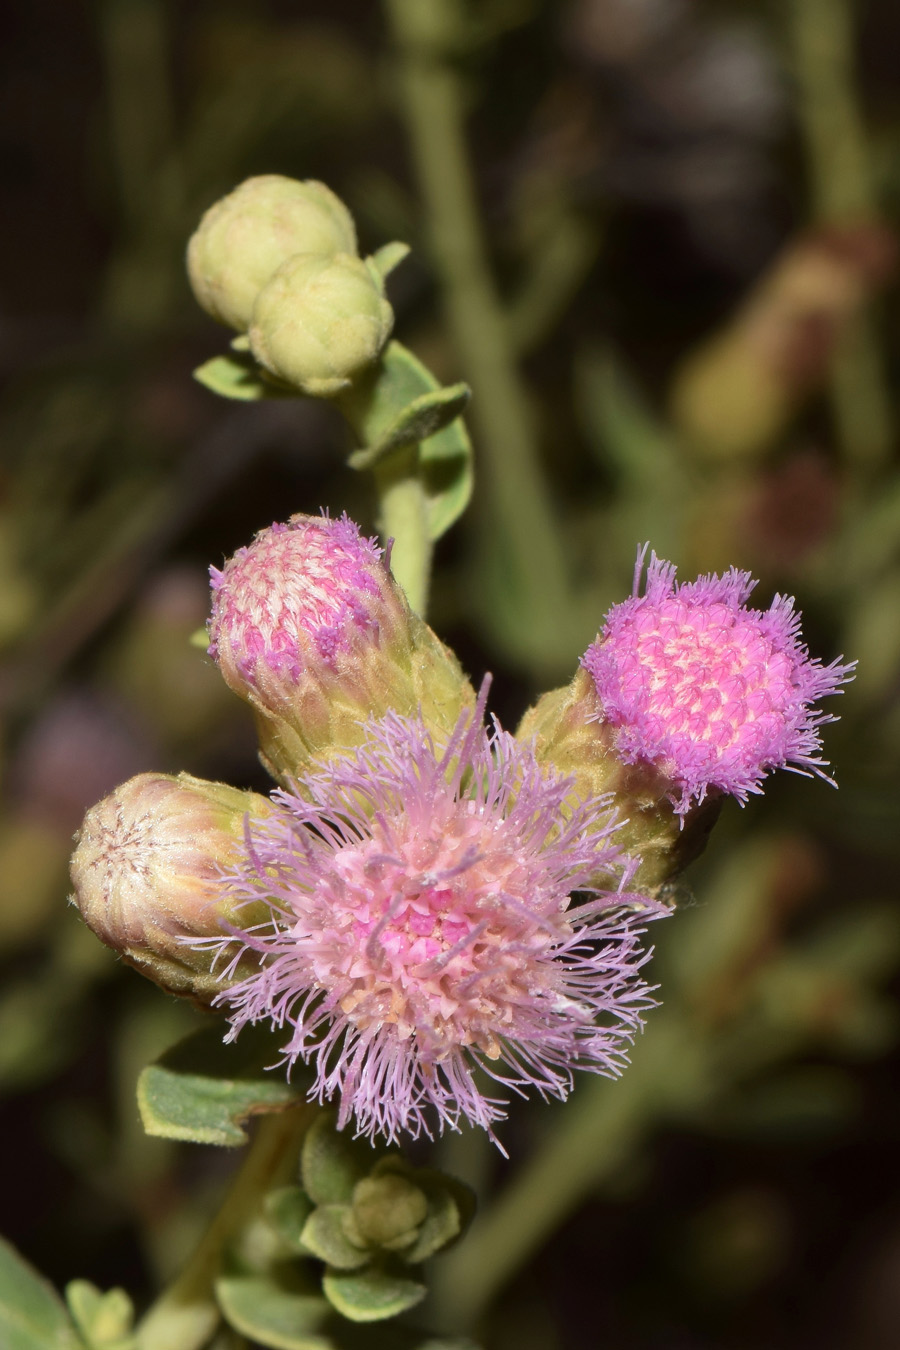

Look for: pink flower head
[206,511,469,783]
[206,689,662,1147]
[209,512,395,700]
[582,547,854,814]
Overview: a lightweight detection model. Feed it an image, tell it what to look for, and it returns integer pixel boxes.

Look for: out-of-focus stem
[431,1014,708,1330]
[789,0,893,472]
[100,0,184,325]
[385,0,572,667]
[136,1107,313,1350]
[374,446,433,615]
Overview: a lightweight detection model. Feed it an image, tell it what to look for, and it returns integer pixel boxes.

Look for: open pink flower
[206,692,662,1146]
[582,548,854,813]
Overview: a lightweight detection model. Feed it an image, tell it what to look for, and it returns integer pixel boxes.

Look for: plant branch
[136,1107,314,1350]
[788,0,893,473]
[384,0,576,670]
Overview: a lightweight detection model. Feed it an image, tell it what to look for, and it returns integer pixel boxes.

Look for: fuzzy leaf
[300,1113,376,1205]
[300,1207,369,1271]
[137,1023,309,1146]
[194,352,289,402]
[339,341,474,540]
[369,241,411,280]
[347,384,471,471]
[215,1274,332,1350]
[321,1265,426,1323]
[400,1188,460,1265]
[65,1282,133,1350]
[264,1187,316,1255]
[0,1236,79,1350]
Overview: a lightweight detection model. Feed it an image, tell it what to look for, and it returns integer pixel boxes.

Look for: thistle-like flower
[208,512,473,782]
[581,548,854,812]
[519,547,853,889]
[204,693,661,1147]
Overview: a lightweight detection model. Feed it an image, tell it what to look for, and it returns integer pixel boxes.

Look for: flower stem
[432,1015,707,1329]
[135,1107,314,1350]
[374,446,433,616]
[384,0,574,670]
[788,0,893,474]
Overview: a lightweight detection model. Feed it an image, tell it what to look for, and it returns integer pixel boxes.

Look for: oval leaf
[137,1023,309,1146]
[215,1274,332,1350]
[300,1208,369,1271]
[300,1113,376,1206]
[194,353,291,402]
[0,1236,79,1350]
[339,341,474,541]
[321,1266,426,1324]
[65,1281,134,1349]
[264,1187,316,1255]
[347,384,471,471]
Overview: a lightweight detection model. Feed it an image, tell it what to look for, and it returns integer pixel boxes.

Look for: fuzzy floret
[582,548,854,812]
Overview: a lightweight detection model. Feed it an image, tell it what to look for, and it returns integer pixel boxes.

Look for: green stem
[136,1108,314,1350]
[100,0,184,327]
[385,0,573,668]
[374,446,433,615]
[788,0,892,473]
[432,1015,709,1330]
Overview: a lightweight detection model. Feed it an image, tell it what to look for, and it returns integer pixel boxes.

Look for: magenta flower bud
[70,773,274,1003]
[208,513,474,782]
[520,548,854,889]
[204,694,663,1147]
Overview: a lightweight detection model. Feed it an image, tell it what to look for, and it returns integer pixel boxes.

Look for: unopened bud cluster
[187,175,393,396]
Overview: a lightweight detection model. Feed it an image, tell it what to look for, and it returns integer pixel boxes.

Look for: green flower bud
[518,669,720,893]
[70,772,274,1002]
[249,253,393,397]
[349,1174,429,1252]
[187,175,358,331]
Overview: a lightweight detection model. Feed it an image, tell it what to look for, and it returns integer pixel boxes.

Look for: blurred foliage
[3,1,900,1348]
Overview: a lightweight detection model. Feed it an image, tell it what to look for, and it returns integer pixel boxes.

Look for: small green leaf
[300,1207,369,1271]
[369,241,411,280]
[65,1282,134,1349]
[0,1236,79,1350]
[137,1023,309,1146]
[215,1273,332,1350]
[300,1112,376,1205]
[193,352,291,402]
[401,1188,460,1265]
[321,1265,426,1323]
[264,1187,316,1255]
[339,341,474,541]
[348,383,471,471]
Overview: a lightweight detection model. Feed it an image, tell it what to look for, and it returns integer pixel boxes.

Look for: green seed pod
[248,253,394,397]
[187,175,358,332]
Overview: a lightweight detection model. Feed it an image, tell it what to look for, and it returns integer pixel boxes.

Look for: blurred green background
[3,1,900,1347]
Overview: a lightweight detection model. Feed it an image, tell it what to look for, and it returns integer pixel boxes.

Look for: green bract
[249,253,394,397]
[257,1115,477,1324]
[187,175,358,331]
